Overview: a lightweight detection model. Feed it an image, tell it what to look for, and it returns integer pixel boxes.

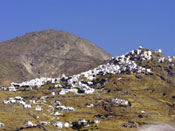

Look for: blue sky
[0,0,175,56]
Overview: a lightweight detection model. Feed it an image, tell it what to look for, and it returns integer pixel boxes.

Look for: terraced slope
[0,47,175,131]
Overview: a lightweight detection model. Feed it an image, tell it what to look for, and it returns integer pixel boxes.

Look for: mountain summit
[0,30,112,86]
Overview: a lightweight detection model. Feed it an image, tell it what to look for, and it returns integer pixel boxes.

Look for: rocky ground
[0,30,111,86]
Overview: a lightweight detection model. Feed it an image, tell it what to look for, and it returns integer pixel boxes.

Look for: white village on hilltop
[0,47,174,130]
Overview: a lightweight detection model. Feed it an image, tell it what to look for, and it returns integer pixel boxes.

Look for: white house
[158,49,162,53]
[8,86,16,92]
[0,122,4,127]
[17,101,26,105]
[3,100,10,104]
[87,104,94,108]
[54,111,62,116]
[56,105,75,112]
[40,121,50,125]
[64,122,70,128]
[10,99,16,103]
[24,121,33,127]
[53,121,63,129]
[112,98,129,106]
[15,96,23,101]
[35,106,42,111]
[24,104,32,109]
[51,92,55,96]
[94,120,100,124]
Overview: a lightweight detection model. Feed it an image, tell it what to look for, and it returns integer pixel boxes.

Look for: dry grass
[0,73,175,131]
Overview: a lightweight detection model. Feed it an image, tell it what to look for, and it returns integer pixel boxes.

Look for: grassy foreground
[0,72,175,131]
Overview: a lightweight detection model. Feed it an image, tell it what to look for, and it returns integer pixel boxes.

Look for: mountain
[0,47,175,131]
[0,30,112,86]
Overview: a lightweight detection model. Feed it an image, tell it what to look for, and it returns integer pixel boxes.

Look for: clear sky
[0,0,175,56]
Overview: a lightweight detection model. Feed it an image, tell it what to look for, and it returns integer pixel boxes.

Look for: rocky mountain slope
[0,47,175,131]
[0,30,112,86]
